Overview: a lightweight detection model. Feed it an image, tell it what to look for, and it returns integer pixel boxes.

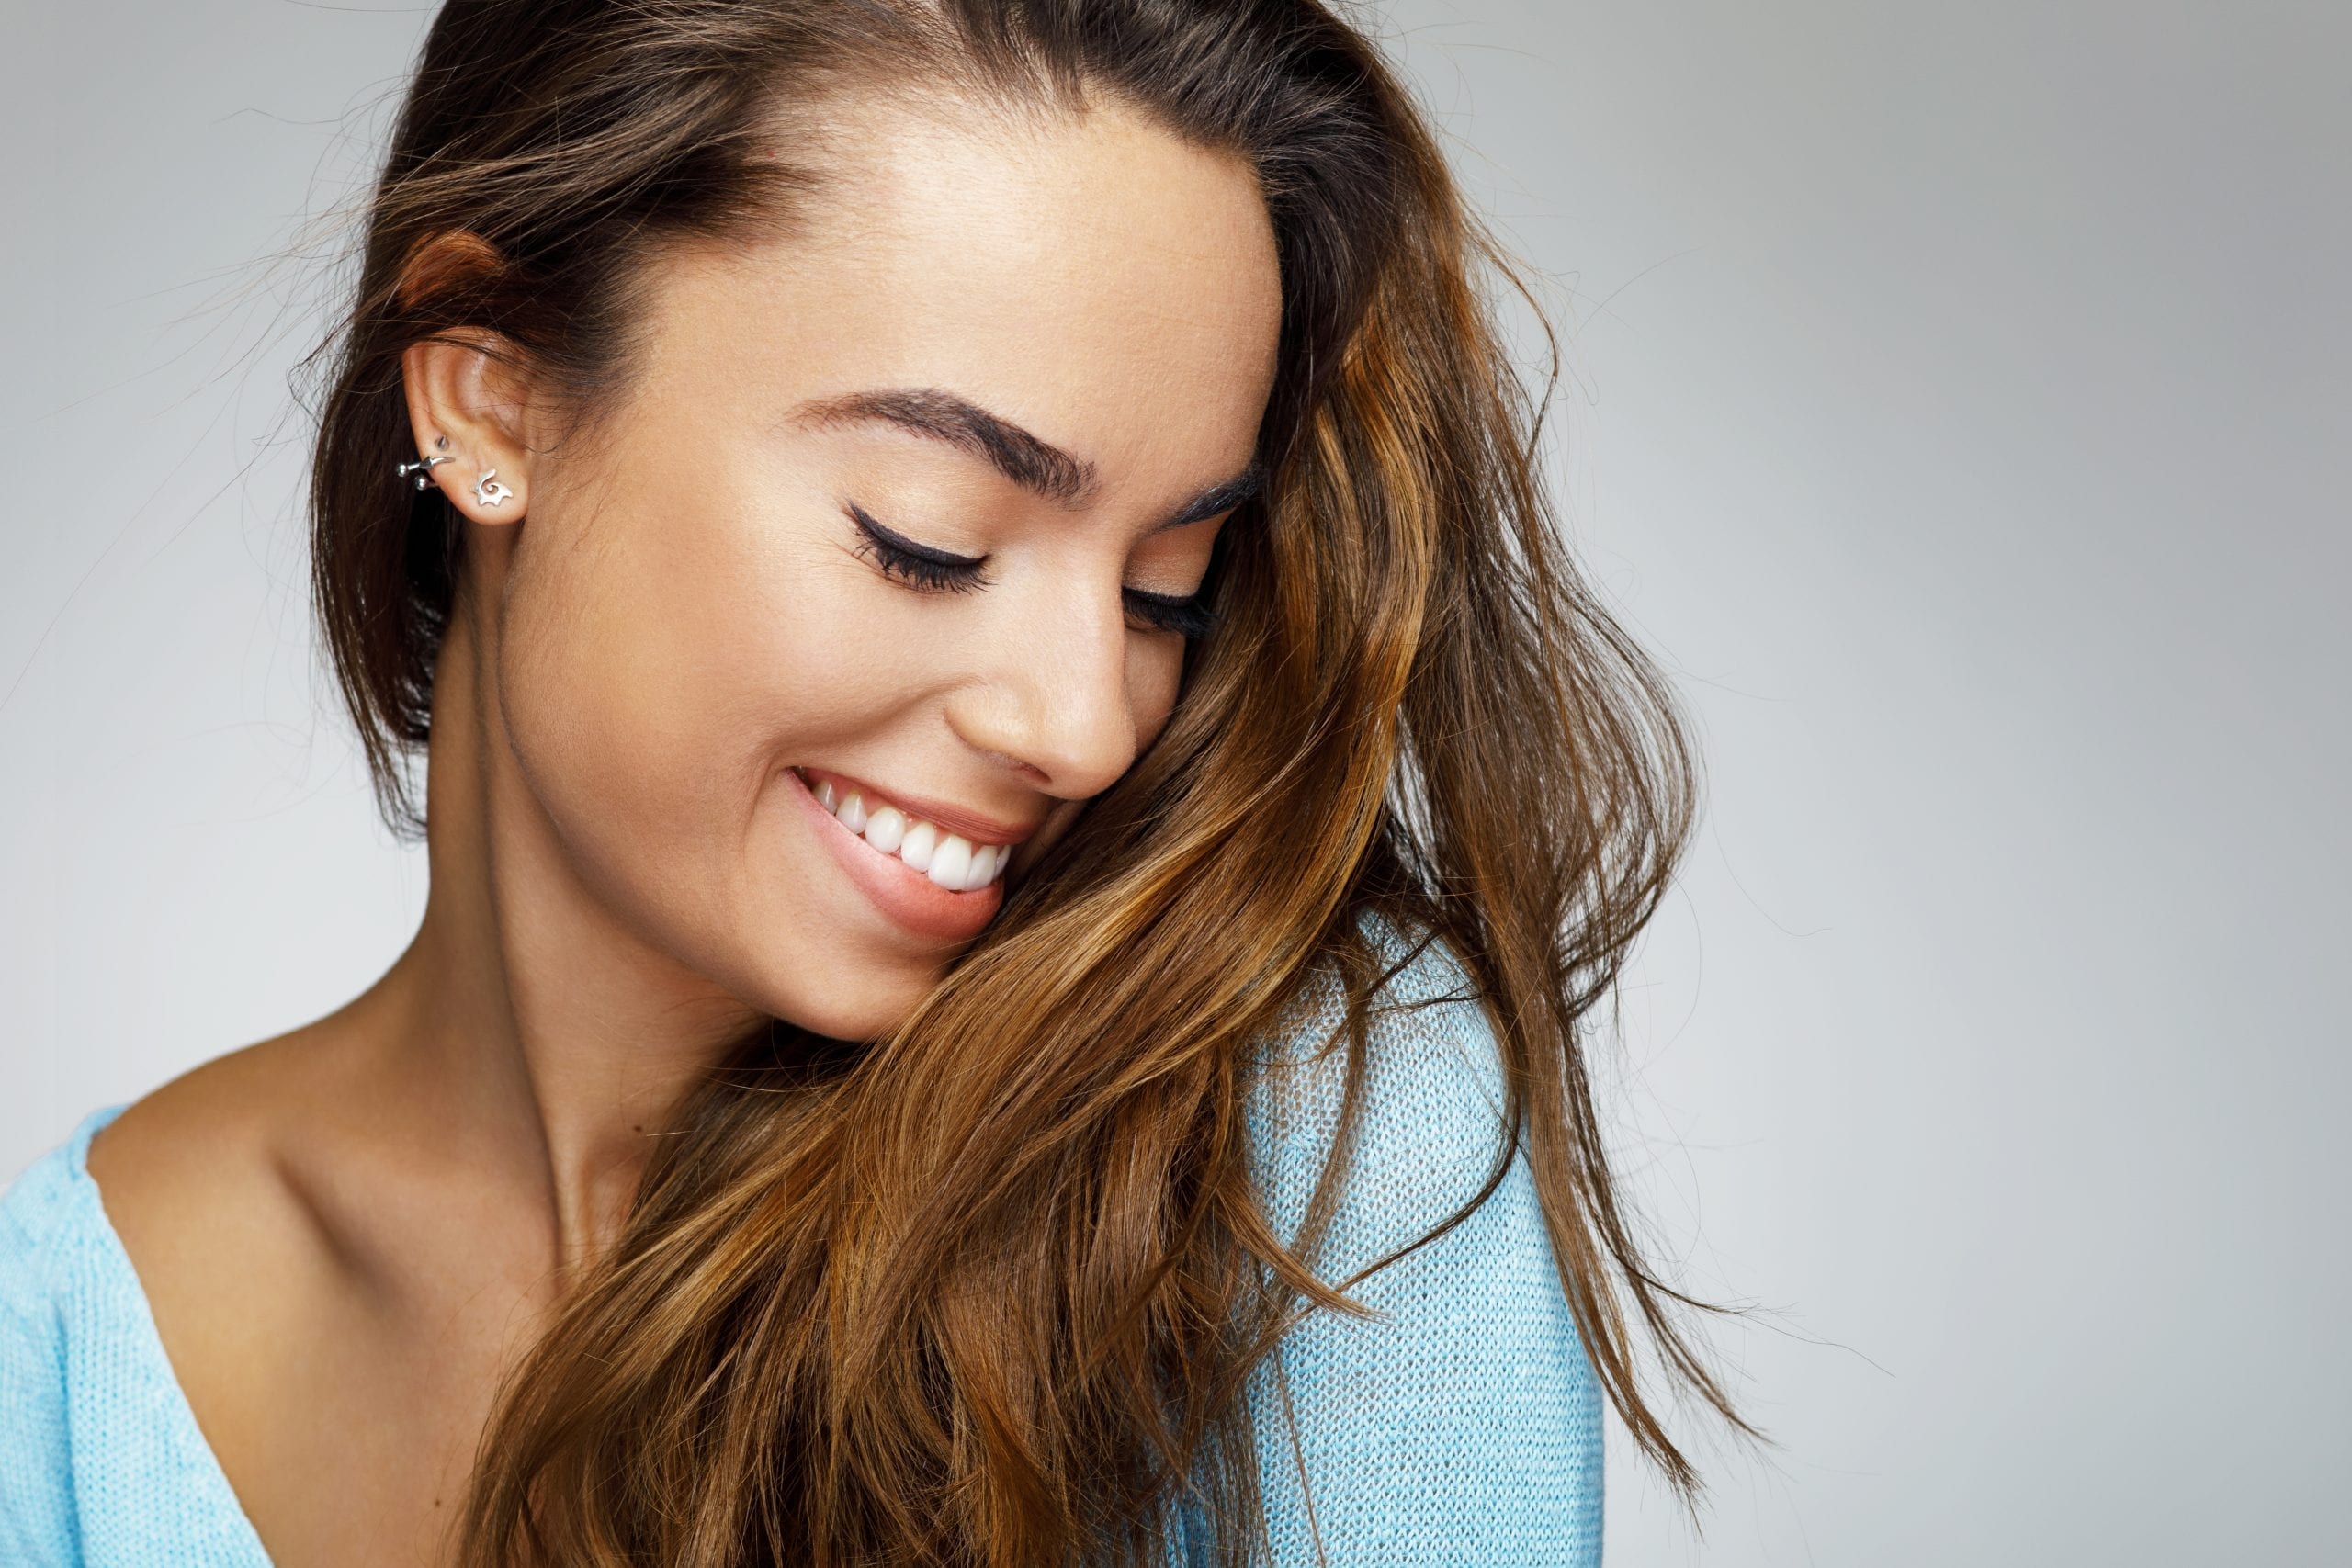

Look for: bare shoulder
[85,1022,340,1259]
[83,1019,360,1443]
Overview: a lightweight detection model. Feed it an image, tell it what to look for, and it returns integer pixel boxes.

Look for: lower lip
[786,766,1006,944]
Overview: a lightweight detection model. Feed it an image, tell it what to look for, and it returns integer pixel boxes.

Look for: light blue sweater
[0,928,1603,1564]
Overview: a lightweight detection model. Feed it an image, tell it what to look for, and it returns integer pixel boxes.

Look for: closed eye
[845,502,1221,638]
[1124,584,1217,639]
[849,502,989,592]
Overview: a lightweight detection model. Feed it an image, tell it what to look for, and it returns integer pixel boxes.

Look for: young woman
[0,2,1746,1563]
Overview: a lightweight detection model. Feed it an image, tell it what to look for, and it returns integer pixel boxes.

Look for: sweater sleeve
[1238,925,1604,1566]
[0,1145,86,1567]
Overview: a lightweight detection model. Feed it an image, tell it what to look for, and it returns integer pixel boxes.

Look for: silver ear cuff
[394,454,453,490]
[395,434,454,490]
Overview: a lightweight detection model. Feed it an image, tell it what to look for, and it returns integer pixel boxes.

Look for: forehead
[640,92,1283,493]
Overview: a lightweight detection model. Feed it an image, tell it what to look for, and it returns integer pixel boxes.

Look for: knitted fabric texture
[0,925,1602,1564]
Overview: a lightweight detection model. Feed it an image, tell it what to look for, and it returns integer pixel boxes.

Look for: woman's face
[482,96,1283,1040]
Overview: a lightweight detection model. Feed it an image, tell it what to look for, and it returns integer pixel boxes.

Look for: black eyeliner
[846,500,1217,637]
[846,502,991,593]
[846,502,986,569]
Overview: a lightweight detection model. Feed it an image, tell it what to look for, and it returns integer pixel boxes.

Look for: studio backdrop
[5,3,2344,1563]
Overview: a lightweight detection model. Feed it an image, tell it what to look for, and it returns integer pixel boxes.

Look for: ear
[394,231,540,526]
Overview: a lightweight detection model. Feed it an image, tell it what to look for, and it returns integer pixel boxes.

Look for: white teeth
[863,804,906,853]
[927,833,973,890]
[805,770,1013,891]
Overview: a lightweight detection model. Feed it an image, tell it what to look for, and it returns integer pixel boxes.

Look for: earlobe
[471,468,517,510]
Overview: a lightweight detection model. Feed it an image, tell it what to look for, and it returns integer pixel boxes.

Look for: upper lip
[795,765,1038,848]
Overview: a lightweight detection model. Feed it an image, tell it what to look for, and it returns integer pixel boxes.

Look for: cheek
[506,530,735,810]
[499,520,978,1034]
[492,470,899,944]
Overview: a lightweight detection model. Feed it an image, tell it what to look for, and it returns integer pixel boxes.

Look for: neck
[368,577,764,1280]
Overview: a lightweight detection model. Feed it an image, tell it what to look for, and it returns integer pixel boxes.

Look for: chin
[749,937,953,1045]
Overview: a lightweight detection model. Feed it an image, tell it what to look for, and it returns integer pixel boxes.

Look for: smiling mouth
[790,766,1017,894]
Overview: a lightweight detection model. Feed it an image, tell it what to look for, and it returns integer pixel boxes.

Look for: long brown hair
[300,1,1750,1562]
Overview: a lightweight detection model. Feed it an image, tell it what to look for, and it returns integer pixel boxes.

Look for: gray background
[6,2,2345,1562]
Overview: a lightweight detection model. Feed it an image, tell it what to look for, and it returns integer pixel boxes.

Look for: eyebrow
[787,386,1264,531]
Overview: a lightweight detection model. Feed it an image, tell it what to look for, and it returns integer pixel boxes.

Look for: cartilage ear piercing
[394,452,454,490]
[473,468,515,509]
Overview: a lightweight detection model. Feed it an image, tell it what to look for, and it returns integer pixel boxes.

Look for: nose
[947,583,1140,802]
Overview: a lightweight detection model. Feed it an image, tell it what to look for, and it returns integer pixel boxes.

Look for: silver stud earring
[473,468,515,509]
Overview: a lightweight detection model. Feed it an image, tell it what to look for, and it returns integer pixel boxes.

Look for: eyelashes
[846,502,1218,639]
[1123,582,1216,641]
[848,502,989,594]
